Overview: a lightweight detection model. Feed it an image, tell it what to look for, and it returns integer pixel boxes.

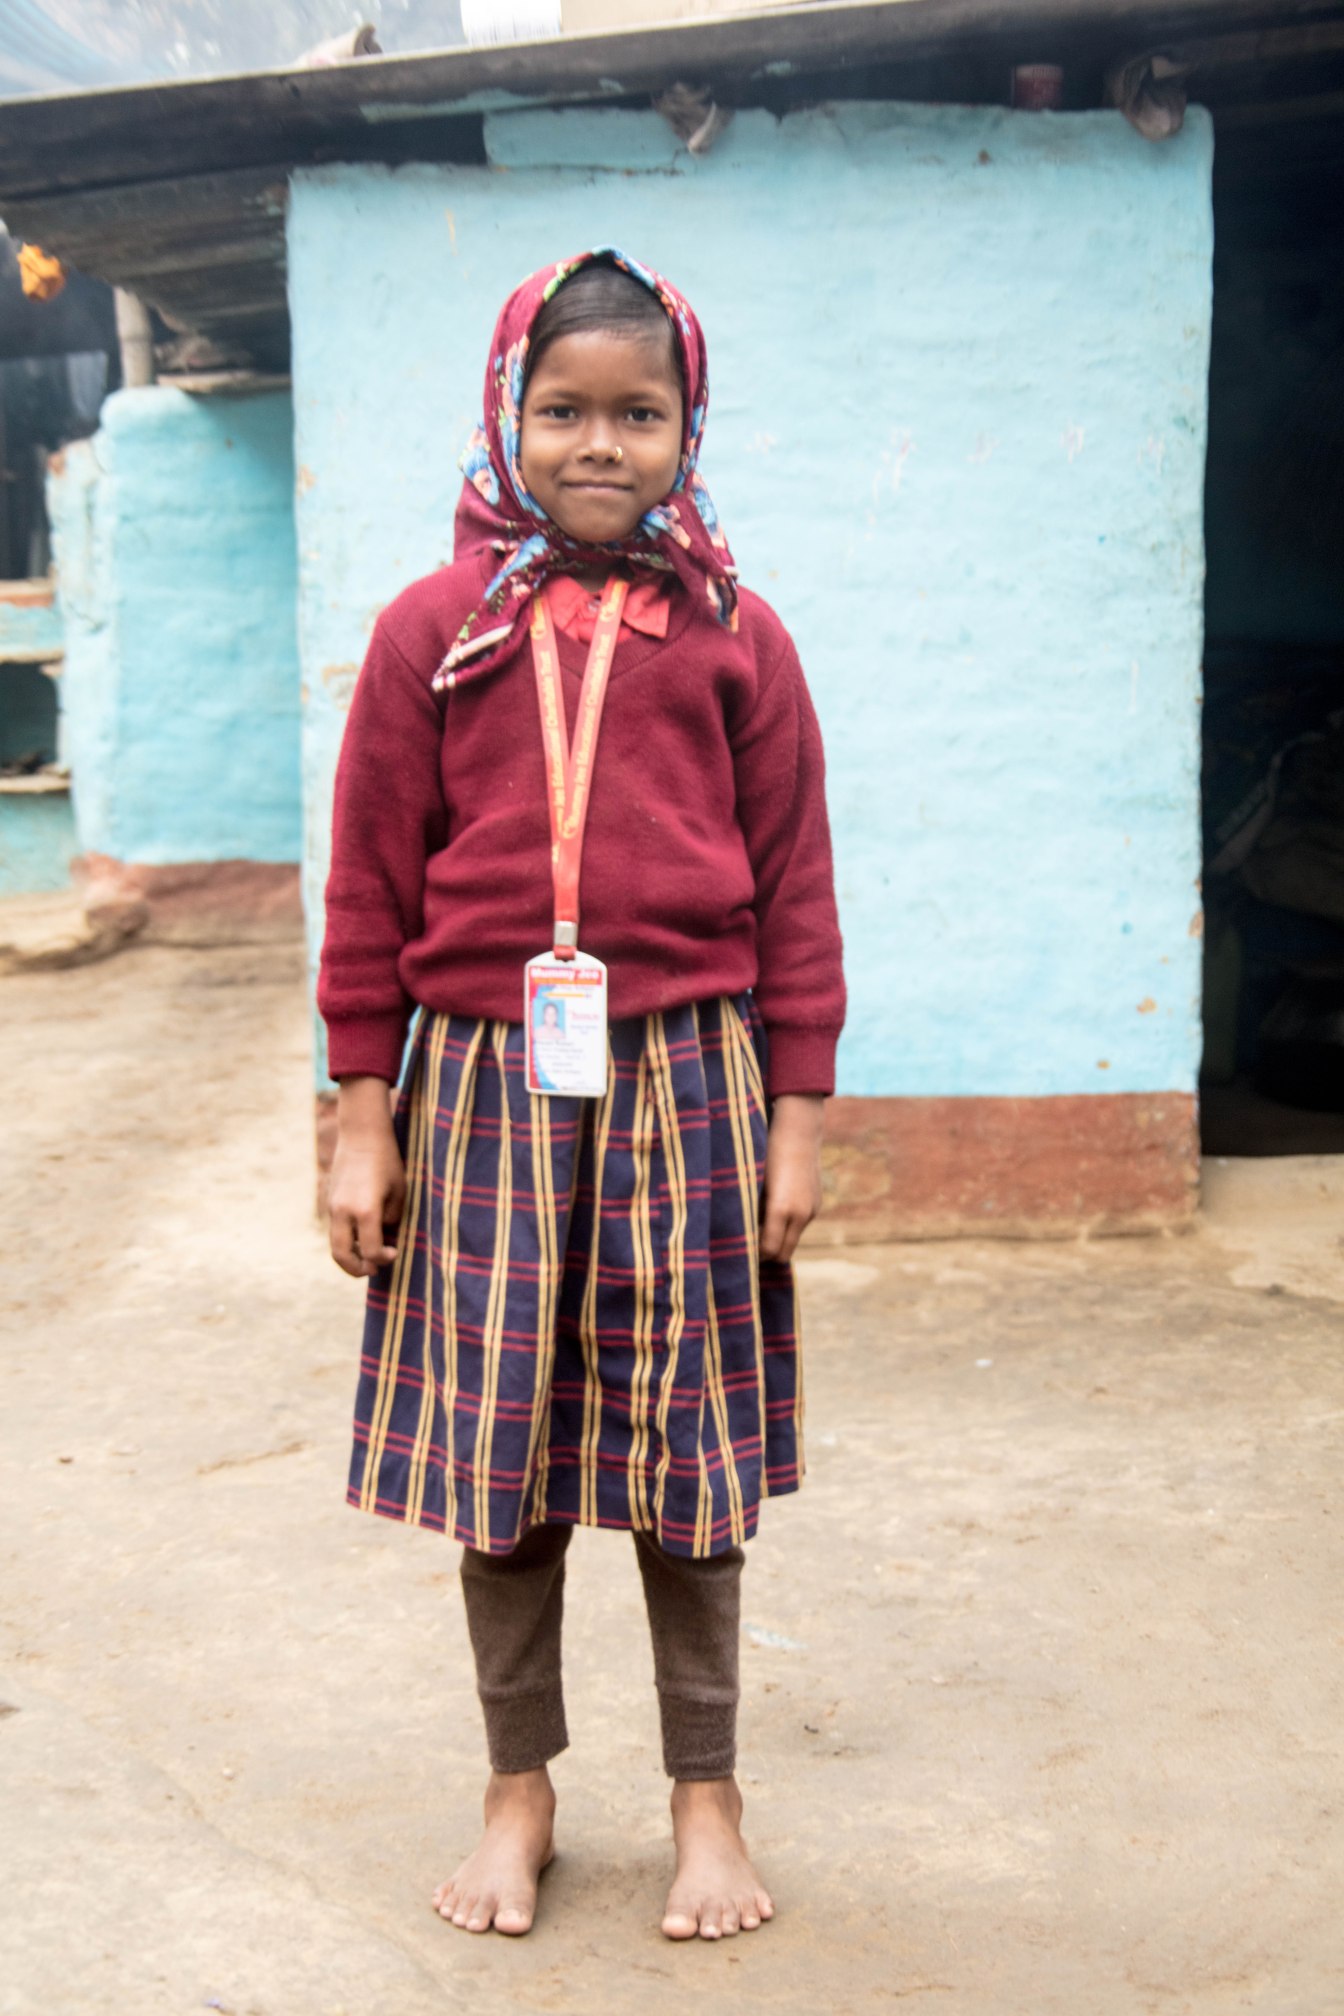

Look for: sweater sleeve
[318,617,448,1082]
[731,625,846,1097]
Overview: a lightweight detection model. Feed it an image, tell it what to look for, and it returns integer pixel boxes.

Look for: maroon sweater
[318,556,846,1096]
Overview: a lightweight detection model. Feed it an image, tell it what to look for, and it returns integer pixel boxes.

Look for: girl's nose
[579,419,621,461]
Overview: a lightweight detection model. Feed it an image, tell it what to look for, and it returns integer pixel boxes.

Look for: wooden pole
[114,288,154,388]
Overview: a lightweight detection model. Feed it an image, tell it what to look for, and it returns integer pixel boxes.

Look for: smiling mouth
[565,479,634,493]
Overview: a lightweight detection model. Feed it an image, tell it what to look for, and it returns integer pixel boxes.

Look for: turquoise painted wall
[0,656,76,897]
[0,789,78,894]
[288,103,1213,1098]
[0,594,62,662]
[47,387,302,866]
[0,588,73,893]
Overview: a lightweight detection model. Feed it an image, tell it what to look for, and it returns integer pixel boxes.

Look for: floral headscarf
[434,246,737,692]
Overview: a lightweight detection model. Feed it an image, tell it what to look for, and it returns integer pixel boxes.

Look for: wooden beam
[105,240,285,283]
[1214,84,1344,121]
[145,290,289,321]
[1179,18,1344,63]
[2,165,288,242]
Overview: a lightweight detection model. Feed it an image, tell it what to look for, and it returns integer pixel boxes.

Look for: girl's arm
[761,1092,825,1263]
[319,612,448,1274]
[319,618,448,1082]
[329,1076,406,1278]
[731,624,846,1099]
[731,622,846,1260]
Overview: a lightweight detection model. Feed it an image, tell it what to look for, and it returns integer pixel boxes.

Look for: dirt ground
[2,932,1341,2016]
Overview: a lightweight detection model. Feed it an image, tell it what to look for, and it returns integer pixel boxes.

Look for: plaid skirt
[347,994,803,1559]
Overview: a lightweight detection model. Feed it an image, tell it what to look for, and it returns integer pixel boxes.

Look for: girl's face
[519,328,683,545]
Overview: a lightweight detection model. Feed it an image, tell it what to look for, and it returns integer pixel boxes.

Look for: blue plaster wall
[0,790,77,894]
[47,387,302,865]
[288,103,1213,1098]
[0,593,62,662]
[0,588,74,893]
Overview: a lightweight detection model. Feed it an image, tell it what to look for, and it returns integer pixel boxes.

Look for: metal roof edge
[1,0,1333,126]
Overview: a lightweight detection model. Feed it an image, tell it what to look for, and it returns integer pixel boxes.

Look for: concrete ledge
[0,889,142,972]
[818,1092,1200,1241]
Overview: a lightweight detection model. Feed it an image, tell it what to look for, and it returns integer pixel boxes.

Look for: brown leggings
[460,1524,743,1781]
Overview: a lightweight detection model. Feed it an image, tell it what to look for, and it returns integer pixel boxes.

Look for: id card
[525,953,609,1098]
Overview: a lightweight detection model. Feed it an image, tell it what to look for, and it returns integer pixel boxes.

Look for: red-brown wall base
[74,853,302,940]
[315,1089,1199,1241]
[818,1092,1199,1239]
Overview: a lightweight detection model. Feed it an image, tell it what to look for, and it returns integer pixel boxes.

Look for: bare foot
[662,1777,775,1941]
[431,1767,556,1935]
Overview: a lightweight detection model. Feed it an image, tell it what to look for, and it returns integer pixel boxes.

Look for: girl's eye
[627,407,664,425]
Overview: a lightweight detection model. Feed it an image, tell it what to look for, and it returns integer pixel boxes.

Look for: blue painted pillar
[47,386,303,869]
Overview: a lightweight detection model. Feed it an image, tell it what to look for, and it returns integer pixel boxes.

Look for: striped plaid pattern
[348,995,802,1558]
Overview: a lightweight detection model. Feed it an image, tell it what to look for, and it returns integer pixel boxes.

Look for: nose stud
[610,446,624,464]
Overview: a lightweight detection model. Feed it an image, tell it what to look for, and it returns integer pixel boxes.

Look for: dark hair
[526,261,681,390]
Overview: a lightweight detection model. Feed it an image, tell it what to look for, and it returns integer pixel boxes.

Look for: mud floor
[1,935,1341,2016]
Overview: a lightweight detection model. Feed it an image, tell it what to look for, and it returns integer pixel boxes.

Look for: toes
[720,1906,742,1937]
[440,1876,540,1936]
[698,1903,724,1941]
[662,1906,701,1942]
[739,1884,772,1929]
[494,1894,535,1937]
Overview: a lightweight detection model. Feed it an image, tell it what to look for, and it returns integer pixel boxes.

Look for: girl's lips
[565,479,634,492]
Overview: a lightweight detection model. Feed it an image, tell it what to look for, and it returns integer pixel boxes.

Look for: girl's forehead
[524,326,681,393]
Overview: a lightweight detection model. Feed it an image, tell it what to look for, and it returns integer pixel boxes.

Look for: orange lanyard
[529,575,629,960]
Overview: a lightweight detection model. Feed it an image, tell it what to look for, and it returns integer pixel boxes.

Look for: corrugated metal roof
[0,0,1339,370]
[0,2,470,101]
[0,0,127,96]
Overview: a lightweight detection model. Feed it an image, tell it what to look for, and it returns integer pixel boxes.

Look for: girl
[320,248,845,1942]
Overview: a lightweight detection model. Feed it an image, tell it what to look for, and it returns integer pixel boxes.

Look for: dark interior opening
[0,352,108,579]
[0,235,116,579]
[1201,114,1344,1155]
[0,658,60,770]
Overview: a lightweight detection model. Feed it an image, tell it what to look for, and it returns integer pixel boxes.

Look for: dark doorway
[1201,111,1344,1155]
[0,233,115,578]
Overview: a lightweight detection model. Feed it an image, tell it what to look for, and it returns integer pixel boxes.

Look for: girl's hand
[760,1093,825,1263]
[328,1077,406,1278]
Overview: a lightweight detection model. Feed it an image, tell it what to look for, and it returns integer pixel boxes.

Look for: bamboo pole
[114,288,155,388]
